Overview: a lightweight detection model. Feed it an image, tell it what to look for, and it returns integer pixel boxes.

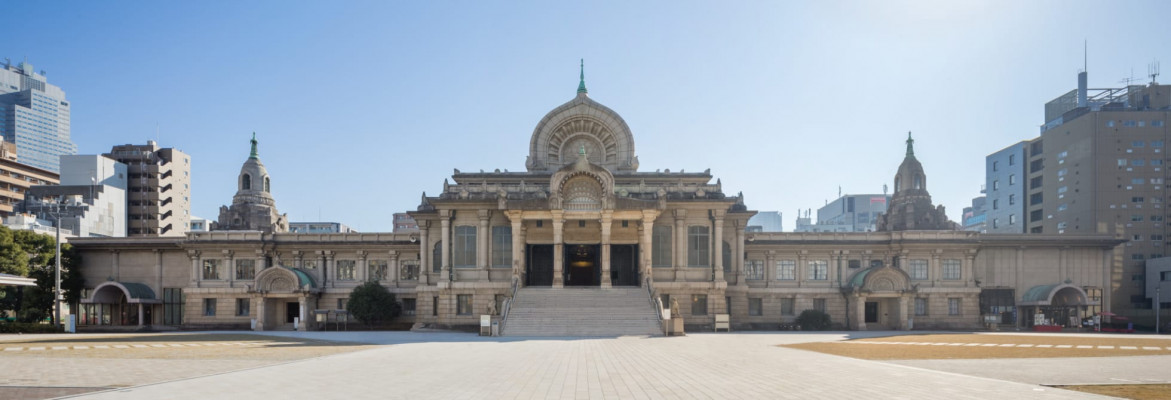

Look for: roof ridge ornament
[250,132,259,160]
[577,59,588,95]
[905,131,914,157]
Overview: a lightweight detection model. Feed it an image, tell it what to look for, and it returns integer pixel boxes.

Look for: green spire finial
[250,132,259,159]
[905,131,914,157]
[577,59,587,94]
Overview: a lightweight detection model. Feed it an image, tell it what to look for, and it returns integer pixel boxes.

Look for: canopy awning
[82,281,161,304]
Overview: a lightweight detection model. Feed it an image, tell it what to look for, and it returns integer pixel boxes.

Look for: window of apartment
[1031,193,1044,206]
[948,298,962,315]
[992,199,999,210]
[943,259,961,280]
[235,259,255,280]
[1009,214,1017,225]
[1057,203,1068,211]
[687,226,710,267]
[1155,121,1167,128]
[1030,158,1044,172]
[813,298,827,313]
[992,180,999,190]
[1153,159,1164,166]
[1008,154,1016,165]
[1153,178,1165,184]
[909,259,928,280]
[1057,168,1068,177]
[1132,178,1146,185]
[203,298,216,316]
[1030,176,1042,189]
[1124,120,1137,127]
[1133,197,1145,203]
[1131,254,1145,260]
[992,218,999,229]
[1131,214,1144,222]
[456,294,473,315]
[992,161,998,172]
[1009,174,1016,185]
[748,298,762,316]
[745,260,764,280]
[914,298,928,316]
[336,260,356,281]
[1151,234,1164,241]
[369,260,388,280]
[1108,120,1116,127]
[402,298,417,316]
[1119,158,1128,167]
[780,298,795,316]
[776,260,796,280]
[691,294,708,316]
[652,225,672,267]
[1132,141,1146,148]
[1057,222,1067,229]
[808,260,828,280]
[1133,159,1146,166]
[453,226,476,268]
[202,259,220,280]
[1152,215,1165,222]
[491,226,512,268]
[236,298,250,316]
[1008,194,1015,205]
[1057,151,1068,159]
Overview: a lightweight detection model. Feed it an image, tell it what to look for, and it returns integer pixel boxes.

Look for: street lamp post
[1157,285,1161,334]
[41,199,71,332]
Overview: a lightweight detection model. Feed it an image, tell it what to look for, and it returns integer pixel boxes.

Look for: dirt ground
[0,333,377,361]
[783,333,1171,360]
[1055,384,1171,400]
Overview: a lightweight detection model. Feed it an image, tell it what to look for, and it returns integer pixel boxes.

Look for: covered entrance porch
[845,265,915,331]
[80,281,161,327]
[1019,284,1096,329]
[526,243,640,287]
[251,266,319,331]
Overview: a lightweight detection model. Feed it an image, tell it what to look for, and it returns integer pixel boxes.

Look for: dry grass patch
[0,333,377,361]
[1055,384,1171,400]
[783,333,1171,360]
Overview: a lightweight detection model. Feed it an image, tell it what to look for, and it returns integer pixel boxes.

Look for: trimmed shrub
[346,281,402,328]
[795,309,832,331]
[0,322,60,334]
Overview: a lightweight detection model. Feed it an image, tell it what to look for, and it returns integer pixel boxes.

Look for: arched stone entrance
[251,266,319,331]
[1019,284,1094,328]
[844,266,916,330]
[81,281,161,327]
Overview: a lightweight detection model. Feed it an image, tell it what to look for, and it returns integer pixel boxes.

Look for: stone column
[641,212,656,284]
[508,212,524,282]
[552,210,564,288]
[478,210,490,281]
[440,210,452,282]
[765,250,776,287]
[137,303,144,327]
[898,296,910,330]
[601,212,613,288]
[713,209,725,282]
[357,250,368,282]
[298,296,308,331]
[389,250,400,285]
[673,209,687,280]
[736,221,746,285]
[797,251,807,288]
[963,251,975,287]
[324,251,335,288]
[931,252,941,286]
[853,296,866,330]
[255,249,267,270]
[255,296,266,331]
[419,221,430,285]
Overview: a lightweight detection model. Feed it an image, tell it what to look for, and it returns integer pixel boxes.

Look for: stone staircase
[503,287,662,337]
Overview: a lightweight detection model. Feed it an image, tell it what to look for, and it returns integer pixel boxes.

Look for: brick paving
[65,332,1116,399]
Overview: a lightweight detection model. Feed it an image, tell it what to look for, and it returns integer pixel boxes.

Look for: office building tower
[0,59,76,173]
[106,141,191,236]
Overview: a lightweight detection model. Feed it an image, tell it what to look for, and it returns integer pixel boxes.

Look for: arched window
[432,242,442,273]
[722,241,732,272]
[562,175,602,211]
[264,176,270,193]
[241,173,251,190]
[894,177,901,192]
[914,174,922,190]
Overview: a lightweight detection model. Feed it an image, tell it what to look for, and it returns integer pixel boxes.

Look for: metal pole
[55,210,62,331]
[1157,286,1161,334]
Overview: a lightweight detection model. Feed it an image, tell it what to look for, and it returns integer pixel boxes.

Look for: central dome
[525,67,638,173]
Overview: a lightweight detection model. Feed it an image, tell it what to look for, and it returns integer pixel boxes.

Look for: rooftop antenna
[1150,61,1161,84]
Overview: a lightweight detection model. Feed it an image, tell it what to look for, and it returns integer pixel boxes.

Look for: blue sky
[5,1,1171,231]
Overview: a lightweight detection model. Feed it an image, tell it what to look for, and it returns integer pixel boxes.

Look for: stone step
[503,287,661,337]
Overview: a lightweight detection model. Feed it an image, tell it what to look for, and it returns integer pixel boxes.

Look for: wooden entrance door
[526,245,554,286]
[610,244,639,286]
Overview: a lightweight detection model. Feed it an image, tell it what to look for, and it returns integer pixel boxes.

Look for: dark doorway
[565,244,600,286]
[611,244,639,286]
[286,301,300,323]
[526,244,554,286]
[864,302,878,323]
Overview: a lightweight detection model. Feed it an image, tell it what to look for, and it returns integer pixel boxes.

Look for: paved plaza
[3,331,1170,399]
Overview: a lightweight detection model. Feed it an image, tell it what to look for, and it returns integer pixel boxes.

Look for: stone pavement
[891,355,1171,386]
[68,331,1114,400]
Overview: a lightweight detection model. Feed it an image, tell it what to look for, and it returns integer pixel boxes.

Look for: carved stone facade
[69,73,1124,333]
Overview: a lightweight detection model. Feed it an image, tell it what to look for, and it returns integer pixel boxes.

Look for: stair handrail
[499,275,520,335]
[645,276,663,321]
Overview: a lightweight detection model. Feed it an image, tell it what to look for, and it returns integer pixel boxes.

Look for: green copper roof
[120,282,157,300]
[905,131,914,157]
[848,268,872,287]
[577,59,587,94]
[249,132,259,159]
[290,267,317,288]
[1021,284,1059,303]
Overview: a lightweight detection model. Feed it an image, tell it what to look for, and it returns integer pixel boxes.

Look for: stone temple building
[70,69,1125,334]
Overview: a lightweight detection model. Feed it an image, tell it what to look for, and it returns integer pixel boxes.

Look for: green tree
[345,280,401,328]
[795,309,832,331]
[0,226,85,326]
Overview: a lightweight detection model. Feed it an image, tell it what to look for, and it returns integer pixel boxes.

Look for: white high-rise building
[0,59,77,173]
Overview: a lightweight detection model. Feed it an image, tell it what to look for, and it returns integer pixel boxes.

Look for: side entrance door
[864,302,878,323]
[286,301,300,324]
[526,244,554,286]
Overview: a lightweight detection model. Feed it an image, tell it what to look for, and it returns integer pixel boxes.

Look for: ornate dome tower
[525,60,639,173]
[215,133,288,233]
[877,132,955,231]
